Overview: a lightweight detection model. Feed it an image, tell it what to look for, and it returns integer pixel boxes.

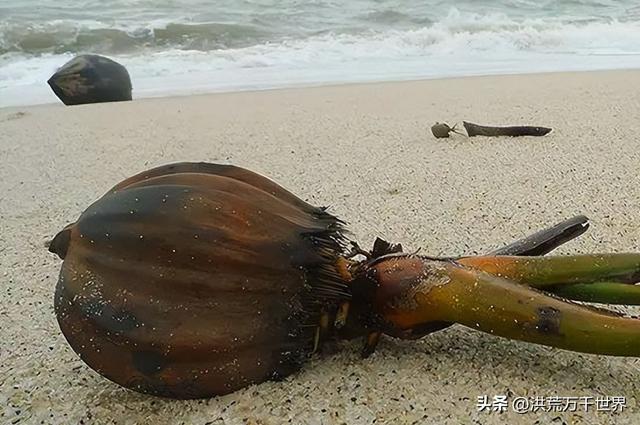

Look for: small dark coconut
[47,54,132,105]
[49,163,350,398]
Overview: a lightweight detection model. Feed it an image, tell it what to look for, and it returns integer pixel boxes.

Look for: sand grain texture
[2,70,640,424]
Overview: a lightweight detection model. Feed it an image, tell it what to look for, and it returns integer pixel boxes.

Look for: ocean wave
[2,8,640,57]
[358,9,431,26]
[218,12,640,60]
[3,13,640,88]
[0,20,275,55]
[2,7,640,107]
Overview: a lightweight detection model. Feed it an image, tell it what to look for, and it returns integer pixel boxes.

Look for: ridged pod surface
[49,163,349,398]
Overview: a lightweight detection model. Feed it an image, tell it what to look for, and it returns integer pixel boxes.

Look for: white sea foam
[2,6,640,107]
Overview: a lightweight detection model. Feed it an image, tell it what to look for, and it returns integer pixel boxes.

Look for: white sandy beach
[2,70,640,424]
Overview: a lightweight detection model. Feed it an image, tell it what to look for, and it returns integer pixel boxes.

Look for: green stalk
[380,259,640,356]
[456,254,640,287]
[546,281,640,305]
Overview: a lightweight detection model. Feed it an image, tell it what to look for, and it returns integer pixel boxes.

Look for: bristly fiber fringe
[295,206,353,356]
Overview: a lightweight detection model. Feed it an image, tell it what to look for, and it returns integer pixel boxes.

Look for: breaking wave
[2,4,640,106]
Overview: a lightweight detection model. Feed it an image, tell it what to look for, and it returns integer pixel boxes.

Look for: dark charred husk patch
[50,162,352,399]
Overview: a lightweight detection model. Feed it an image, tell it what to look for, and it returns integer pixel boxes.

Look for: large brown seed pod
[49,163,350,398]
[50,163,640,399]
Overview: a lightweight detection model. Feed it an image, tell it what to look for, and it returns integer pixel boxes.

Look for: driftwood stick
[463,121,552,137]
[490,215,590,256]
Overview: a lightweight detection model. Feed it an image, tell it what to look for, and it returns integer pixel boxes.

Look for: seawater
[1,0,640,107]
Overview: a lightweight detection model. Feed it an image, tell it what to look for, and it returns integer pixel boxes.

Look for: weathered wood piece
[463,121,552,137]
